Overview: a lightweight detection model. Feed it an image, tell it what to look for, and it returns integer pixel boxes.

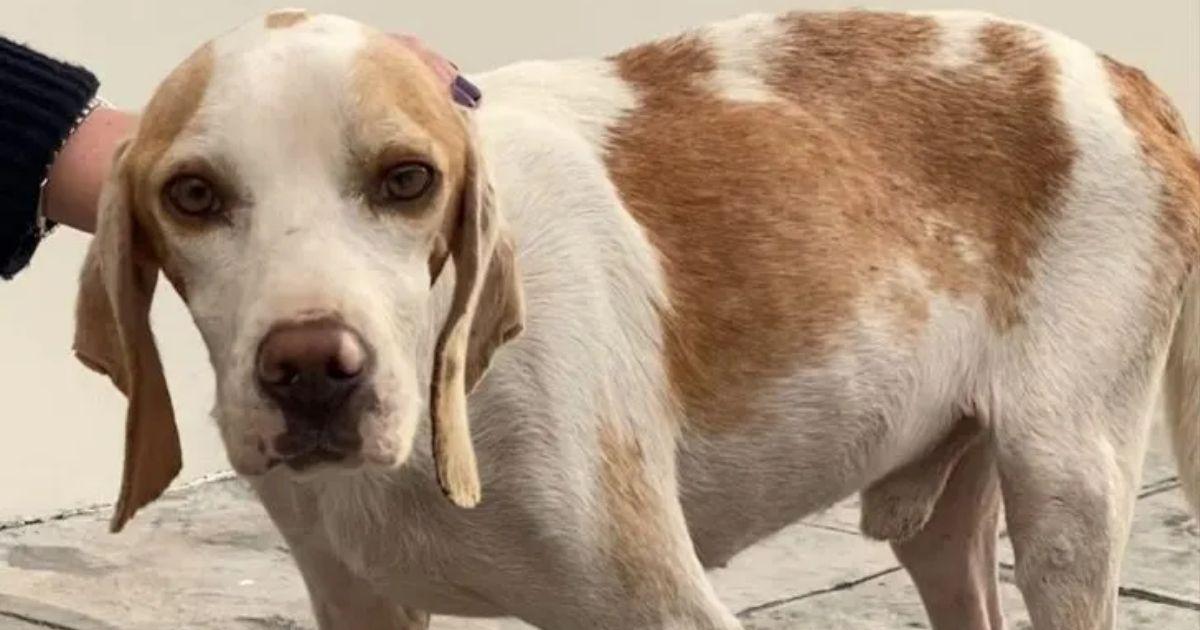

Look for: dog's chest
[311,481,509,615]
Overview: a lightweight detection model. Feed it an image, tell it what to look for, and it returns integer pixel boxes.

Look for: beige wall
[1,0,1196,520]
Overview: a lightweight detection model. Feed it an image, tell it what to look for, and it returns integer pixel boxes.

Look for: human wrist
[41,104,136,233]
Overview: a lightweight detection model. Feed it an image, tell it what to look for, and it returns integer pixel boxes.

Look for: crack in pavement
[800,521,861,536]
[998,562,1200,611]
[1138,477,1182,500]
[737,557,1200,619]
[0,610,82,630]
[0,472,238,534]
[735,566,905,618]
[0,506,107,534]
[1117,586,1200,611]
[235,615,311,629]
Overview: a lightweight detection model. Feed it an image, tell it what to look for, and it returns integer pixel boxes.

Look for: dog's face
[73,11,523,530]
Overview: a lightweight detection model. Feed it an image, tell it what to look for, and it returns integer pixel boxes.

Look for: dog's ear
[429,123,525,508]
[74,141,181,532]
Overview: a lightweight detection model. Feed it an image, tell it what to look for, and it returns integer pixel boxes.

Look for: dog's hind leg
[887,431,1005,630]
[994,382,1156,630]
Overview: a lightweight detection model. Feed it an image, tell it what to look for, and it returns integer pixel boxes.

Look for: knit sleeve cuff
[0,36,100,279]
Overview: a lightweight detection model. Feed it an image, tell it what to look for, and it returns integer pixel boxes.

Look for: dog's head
[73,10,524,531]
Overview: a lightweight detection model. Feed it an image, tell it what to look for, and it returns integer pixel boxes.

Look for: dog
[73,7,1199,629]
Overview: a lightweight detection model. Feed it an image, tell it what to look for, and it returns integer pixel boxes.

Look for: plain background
[1,0,1196,521]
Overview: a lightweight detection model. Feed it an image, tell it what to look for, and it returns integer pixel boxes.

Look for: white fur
[923,10,994,69]
[702,13,788,104]
[471,58,639,154]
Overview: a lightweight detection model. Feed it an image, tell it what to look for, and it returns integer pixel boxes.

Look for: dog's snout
[256,319,370,416]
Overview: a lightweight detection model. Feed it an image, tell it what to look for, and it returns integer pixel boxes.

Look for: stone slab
[1,433,1194,629]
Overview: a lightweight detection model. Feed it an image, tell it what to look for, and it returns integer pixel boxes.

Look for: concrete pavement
[2,430,1196,629]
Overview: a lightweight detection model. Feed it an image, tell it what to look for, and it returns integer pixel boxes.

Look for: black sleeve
[0,35,99,279]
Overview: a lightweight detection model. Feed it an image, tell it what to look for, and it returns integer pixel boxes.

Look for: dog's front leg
[289,539,430,630]
[577,425,742,630]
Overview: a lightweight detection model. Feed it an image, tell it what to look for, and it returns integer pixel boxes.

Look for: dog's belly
[677,409,943,568]
[676,411,890,568]
[675,310,984,567]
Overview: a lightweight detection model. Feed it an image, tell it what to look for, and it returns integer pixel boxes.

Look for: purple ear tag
[452,75,482,109]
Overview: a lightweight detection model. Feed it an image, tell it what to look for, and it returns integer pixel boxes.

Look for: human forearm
[41,107,136,233]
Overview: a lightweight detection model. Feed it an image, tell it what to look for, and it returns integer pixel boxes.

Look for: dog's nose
[256,319,369,417]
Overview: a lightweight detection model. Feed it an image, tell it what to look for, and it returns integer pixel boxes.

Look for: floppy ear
[430,126,526,508]
[73,142,182,532]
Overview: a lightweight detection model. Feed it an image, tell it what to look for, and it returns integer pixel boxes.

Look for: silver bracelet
[35,94,112,237]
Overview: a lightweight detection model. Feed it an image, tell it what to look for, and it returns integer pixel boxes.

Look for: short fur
[73,9,1199,630]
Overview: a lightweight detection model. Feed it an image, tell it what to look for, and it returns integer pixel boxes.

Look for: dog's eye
[165,175,222,216]
[380,163,434,202]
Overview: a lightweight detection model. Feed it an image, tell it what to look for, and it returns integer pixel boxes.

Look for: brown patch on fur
[264,9,310,29]
[605,13,1074,430]
[1103,56,1200,272]
[123,43,214,201]
[349,35,467,161]
[118,42,215,297]
[597,424,682,606]
[349,34,469,242]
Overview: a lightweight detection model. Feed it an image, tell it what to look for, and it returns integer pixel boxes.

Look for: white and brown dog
[72,7,1199,630]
